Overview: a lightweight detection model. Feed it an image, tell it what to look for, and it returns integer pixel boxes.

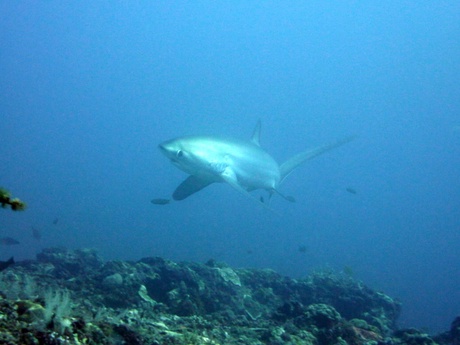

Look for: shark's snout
[158,140,179,162]
[158,143,168,154]
[158,141,174,155]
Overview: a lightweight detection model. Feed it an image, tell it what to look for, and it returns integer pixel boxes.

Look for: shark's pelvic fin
[172,176,213,200]
[279,135,357,183]
[251,119,262,146]
[273,189,296,202]
[221,167,274,211]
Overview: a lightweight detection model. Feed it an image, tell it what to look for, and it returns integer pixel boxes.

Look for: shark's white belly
[187,138,278,191]
[224,151,280,191]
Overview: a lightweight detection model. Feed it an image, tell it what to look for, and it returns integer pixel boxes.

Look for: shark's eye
[176,150,183,158]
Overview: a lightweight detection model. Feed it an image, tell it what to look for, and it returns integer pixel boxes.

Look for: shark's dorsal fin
[251,120,262,146]
[279,136,357,183]
[172,175,213,200]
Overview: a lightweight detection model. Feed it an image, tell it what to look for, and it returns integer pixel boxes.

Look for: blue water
[1,2,459,333]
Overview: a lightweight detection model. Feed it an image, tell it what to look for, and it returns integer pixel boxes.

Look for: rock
[393,328,438,345]
[102,273,123,288]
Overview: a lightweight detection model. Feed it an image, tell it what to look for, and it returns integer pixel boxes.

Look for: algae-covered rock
[37,247,103,278]
[304,303,342,328]
[0,187,26,211]
[393,328,438,345]
[215,266,241,286]
[102,273,123,288]
[451,316,460,345]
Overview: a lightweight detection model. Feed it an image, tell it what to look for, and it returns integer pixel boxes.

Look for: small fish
[0,237,20,246]
[346,187,357,195]
[298,245,307,253]
[0,257,14,272]
[52,218,59,225]
[32,227,42,240]
[151,198,170,205]
[285,195,296,203]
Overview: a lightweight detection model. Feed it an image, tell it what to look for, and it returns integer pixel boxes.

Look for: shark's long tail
[279,135,356,184]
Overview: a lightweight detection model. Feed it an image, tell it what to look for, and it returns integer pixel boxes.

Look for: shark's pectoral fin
[172,176,213,201]
[221,168,274,212]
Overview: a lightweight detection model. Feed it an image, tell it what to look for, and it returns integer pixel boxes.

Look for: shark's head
[159,136,216,177]
[159,138,187,167]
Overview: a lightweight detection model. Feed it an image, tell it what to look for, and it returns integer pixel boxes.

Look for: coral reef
[0,247,456,344]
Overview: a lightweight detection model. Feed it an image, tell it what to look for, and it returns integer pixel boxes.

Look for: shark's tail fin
[279,136,356,184]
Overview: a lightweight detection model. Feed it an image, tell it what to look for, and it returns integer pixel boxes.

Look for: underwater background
[1,1,459,333]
